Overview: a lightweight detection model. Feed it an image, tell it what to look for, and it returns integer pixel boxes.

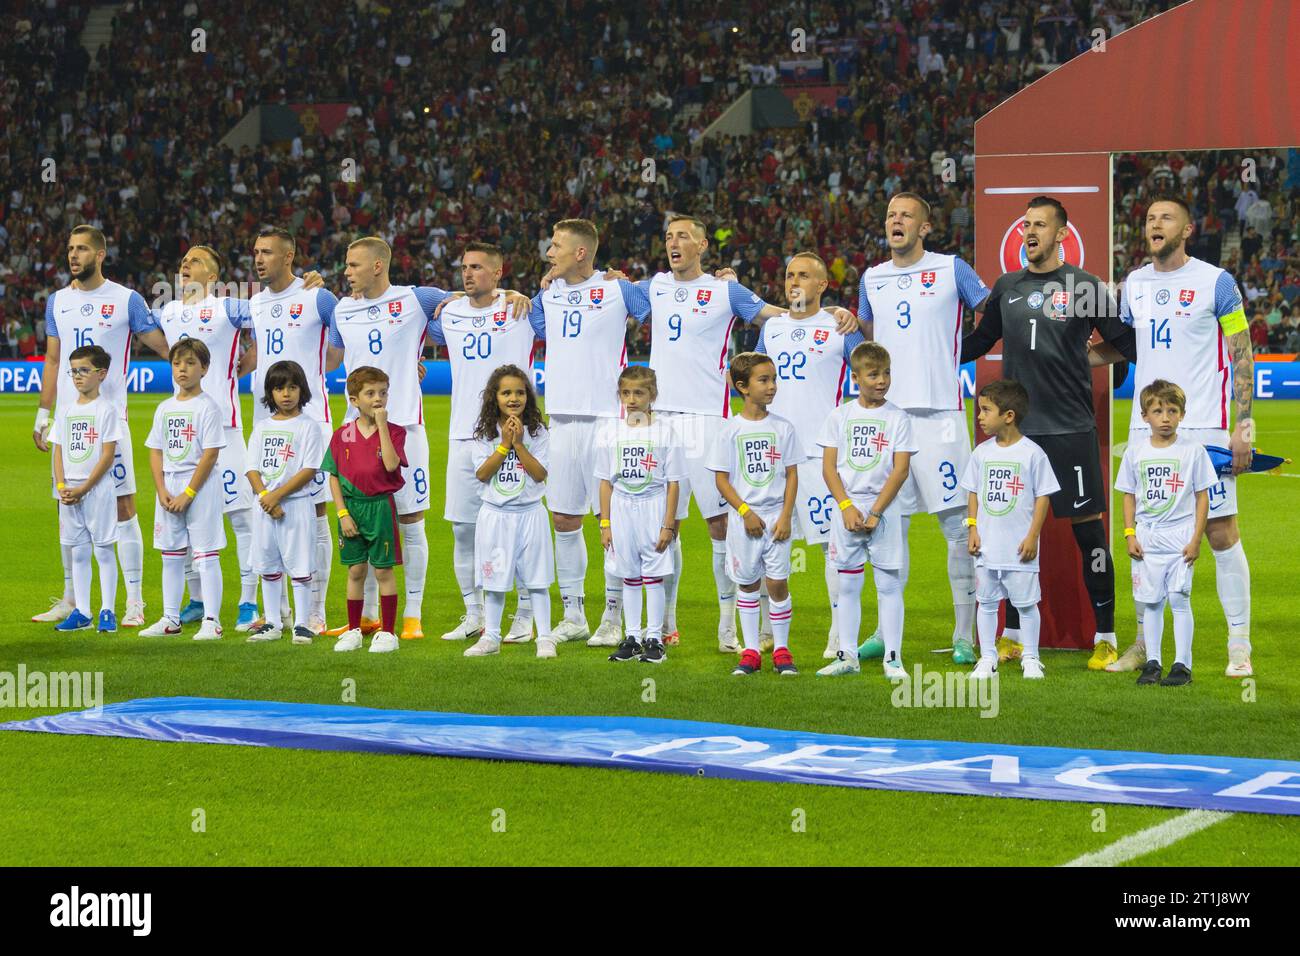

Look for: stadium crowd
[8,0,1298,364]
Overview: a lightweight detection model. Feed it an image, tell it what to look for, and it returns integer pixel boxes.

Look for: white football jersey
[53,395,123,482]
[646,273,766,416]
[474,426,549,510]
[156,295,250,429]
[248,278,338,425]
[245,414,327,499]
[331,284,445,428]
[45,279,155,420]
[757,310,864,456]
[431,293,538,440]
[1115,434,1218,538]
[531,274,650,418]
[958,435,1060,572]
[1121,257,1245,431]
[594,417,686,498]
[145,393,227,476]
[816,399,918,499]
[858,251,990,411]
[705,413,806,514]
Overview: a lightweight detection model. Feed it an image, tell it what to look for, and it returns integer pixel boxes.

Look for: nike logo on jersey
[656,290,668,296]
[767,332,783,339]
[942,492,958,503]
[1209,498,1227,511]
[1095,599,1114,607]
[1008,296,1023,303]
[874,283,888,291]
[1073,498,1092,509]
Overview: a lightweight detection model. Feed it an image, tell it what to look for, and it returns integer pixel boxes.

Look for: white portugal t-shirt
[1114,434,1217,552]
[245,414,327,499]
[594,418,686,498]
[816,400,917,499]
[706,413,805,514]
[473,426,549,510]
[145,393,227,477]
[53,395,123,482]
[959,435,1060,571]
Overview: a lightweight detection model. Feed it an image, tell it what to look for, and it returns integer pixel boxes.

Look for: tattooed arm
[1227,329,1254,475]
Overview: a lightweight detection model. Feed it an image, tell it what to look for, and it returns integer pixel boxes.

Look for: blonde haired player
[1115,379,1216,686]
[141,339,227,639]
[961,379,1059,680]
[817,342,916,679]
[707,352,804,676]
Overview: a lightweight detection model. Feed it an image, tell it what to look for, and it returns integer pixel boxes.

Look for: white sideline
[1061,810,1233,867]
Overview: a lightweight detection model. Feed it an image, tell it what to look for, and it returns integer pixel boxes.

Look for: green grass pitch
[1,393,1298,866]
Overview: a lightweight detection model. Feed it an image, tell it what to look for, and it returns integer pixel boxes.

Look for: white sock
[1170,590,1194,669]
[623,577,643,643]
[873,514,911,636]
[737,591,761,651]
[1134,614,1145,646]
[1212,540,1251,650]
[1142,599,1166,666]
[515,585,533,621]
[822,544,838,638]
[118,515,144,604]
[528,589,550,641]
[643,576,665,643]
[70,543,92,616]
[363,569,378,620]
[837,568,865,656]
[60,542,74,603]
[313,514,332,620]
[162,551,186,622]
[554,529,587,625]
[602,570,623,625]
[263,574,284,629]
[940,509,976,643]
[976,602,1000,663]
[874,565,905,663]
[664,536,683,629]
[769,595,792,650]
[758,578,771,635]
[229,509,258,606]
[291,575,312,629]
[94,543,117,614]
[712,538,735,631]
[399,521,427,620]
[185,548,202,605]
[195,550,223,623]
[482,590,507,643]
[451,522,480,618]
[1017,603,1041,660]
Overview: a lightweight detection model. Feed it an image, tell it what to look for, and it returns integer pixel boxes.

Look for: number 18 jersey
[248,278,339,425]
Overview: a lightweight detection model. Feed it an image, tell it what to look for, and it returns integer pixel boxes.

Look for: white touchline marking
[1061,809,1233,867]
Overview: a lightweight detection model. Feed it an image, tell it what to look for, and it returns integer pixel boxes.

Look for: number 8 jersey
[249,277,339,425]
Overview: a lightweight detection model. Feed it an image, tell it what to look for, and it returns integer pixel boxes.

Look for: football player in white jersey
[756,252,865,658]
[430,242,541,644]
[1106,197,1256,677]
[530,219,652,648]
[644,216,859,652]
[856,193,991,665]
[246,227,341,633]
[33,225,171,628]
[330,236,529,640]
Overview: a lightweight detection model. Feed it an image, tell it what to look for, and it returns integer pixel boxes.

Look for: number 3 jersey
[1114,434,1217,552]
[248,278,339,426]
[429,293,538,440]
[958,435,1060,571]
[705,413,806,513]
[816,400,918,500]
[245,415,326,499]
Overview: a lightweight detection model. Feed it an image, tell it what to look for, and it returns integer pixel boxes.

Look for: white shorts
[726,508,793,584]
[474,502,554,592]
[659,411,729,520]
[444,437,483,523]
[546,415,608,516]
[827,498,906,571]
[58,480,118,548]
[308,420,332,503]
[792,458,834,545]
[610,491,674,579]
[975,565,1041,608]
[1129,426,1236,518]
[898,408,971,515]
[252,495,316,578]
[153,472,227,553]
[216,427,254,513]
[55,421,136,500]
[1130,549,1195,604]
[392,424,431,516]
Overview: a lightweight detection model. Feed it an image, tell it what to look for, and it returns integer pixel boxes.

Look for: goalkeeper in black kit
[961,196,1137,669]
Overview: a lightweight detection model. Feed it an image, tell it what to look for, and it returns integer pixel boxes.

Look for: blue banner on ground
[4,697,1297,815]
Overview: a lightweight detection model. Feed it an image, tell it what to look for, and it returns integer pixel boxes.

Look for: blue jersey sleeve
[842,329,866,359]
[415,286,450,320]
[618,279,651,323]
[1214,270,1244,318]
[224,297,252,330]
[45,294,57,337]
[755,325,767,354]
[727,281,767,324]
[1119,289,1134,327]
[953,257,991,310]
[635,278,652,291]
[426,315,447,347]
[857,275,873,324]
[317,289,341,347]
[127,291,156,333]
[528,293,547,339]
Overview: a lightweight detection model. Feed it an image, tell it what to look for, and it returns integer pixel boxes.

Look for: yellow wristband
[1123,528,1136,538]
[838,499,852,511]
[496,444,510,456]
[737,503,750,516]
[56,482,66,490]
[258,489,269,498]
[964,517,978,527]
[336,508,350,519]
[183,486,197,498]
[599,519,611,528]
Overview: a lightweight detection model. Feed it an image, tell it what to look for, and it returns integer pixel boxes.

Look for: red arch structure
[973,0,1300,648]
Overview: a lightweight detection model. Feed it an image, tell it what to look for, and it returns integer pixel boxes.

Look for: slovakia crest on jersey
[920,271,936,288]
[589,288,604,305]
[100,304,115,319]
[492,311,508,328]
[696,290,712,306]
[813,329,829,345]
[1179,289,1195,308]
[1051,291,1070,313]
[387,300,402,318]
[199,308,213,322]
[289,303,303,319]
